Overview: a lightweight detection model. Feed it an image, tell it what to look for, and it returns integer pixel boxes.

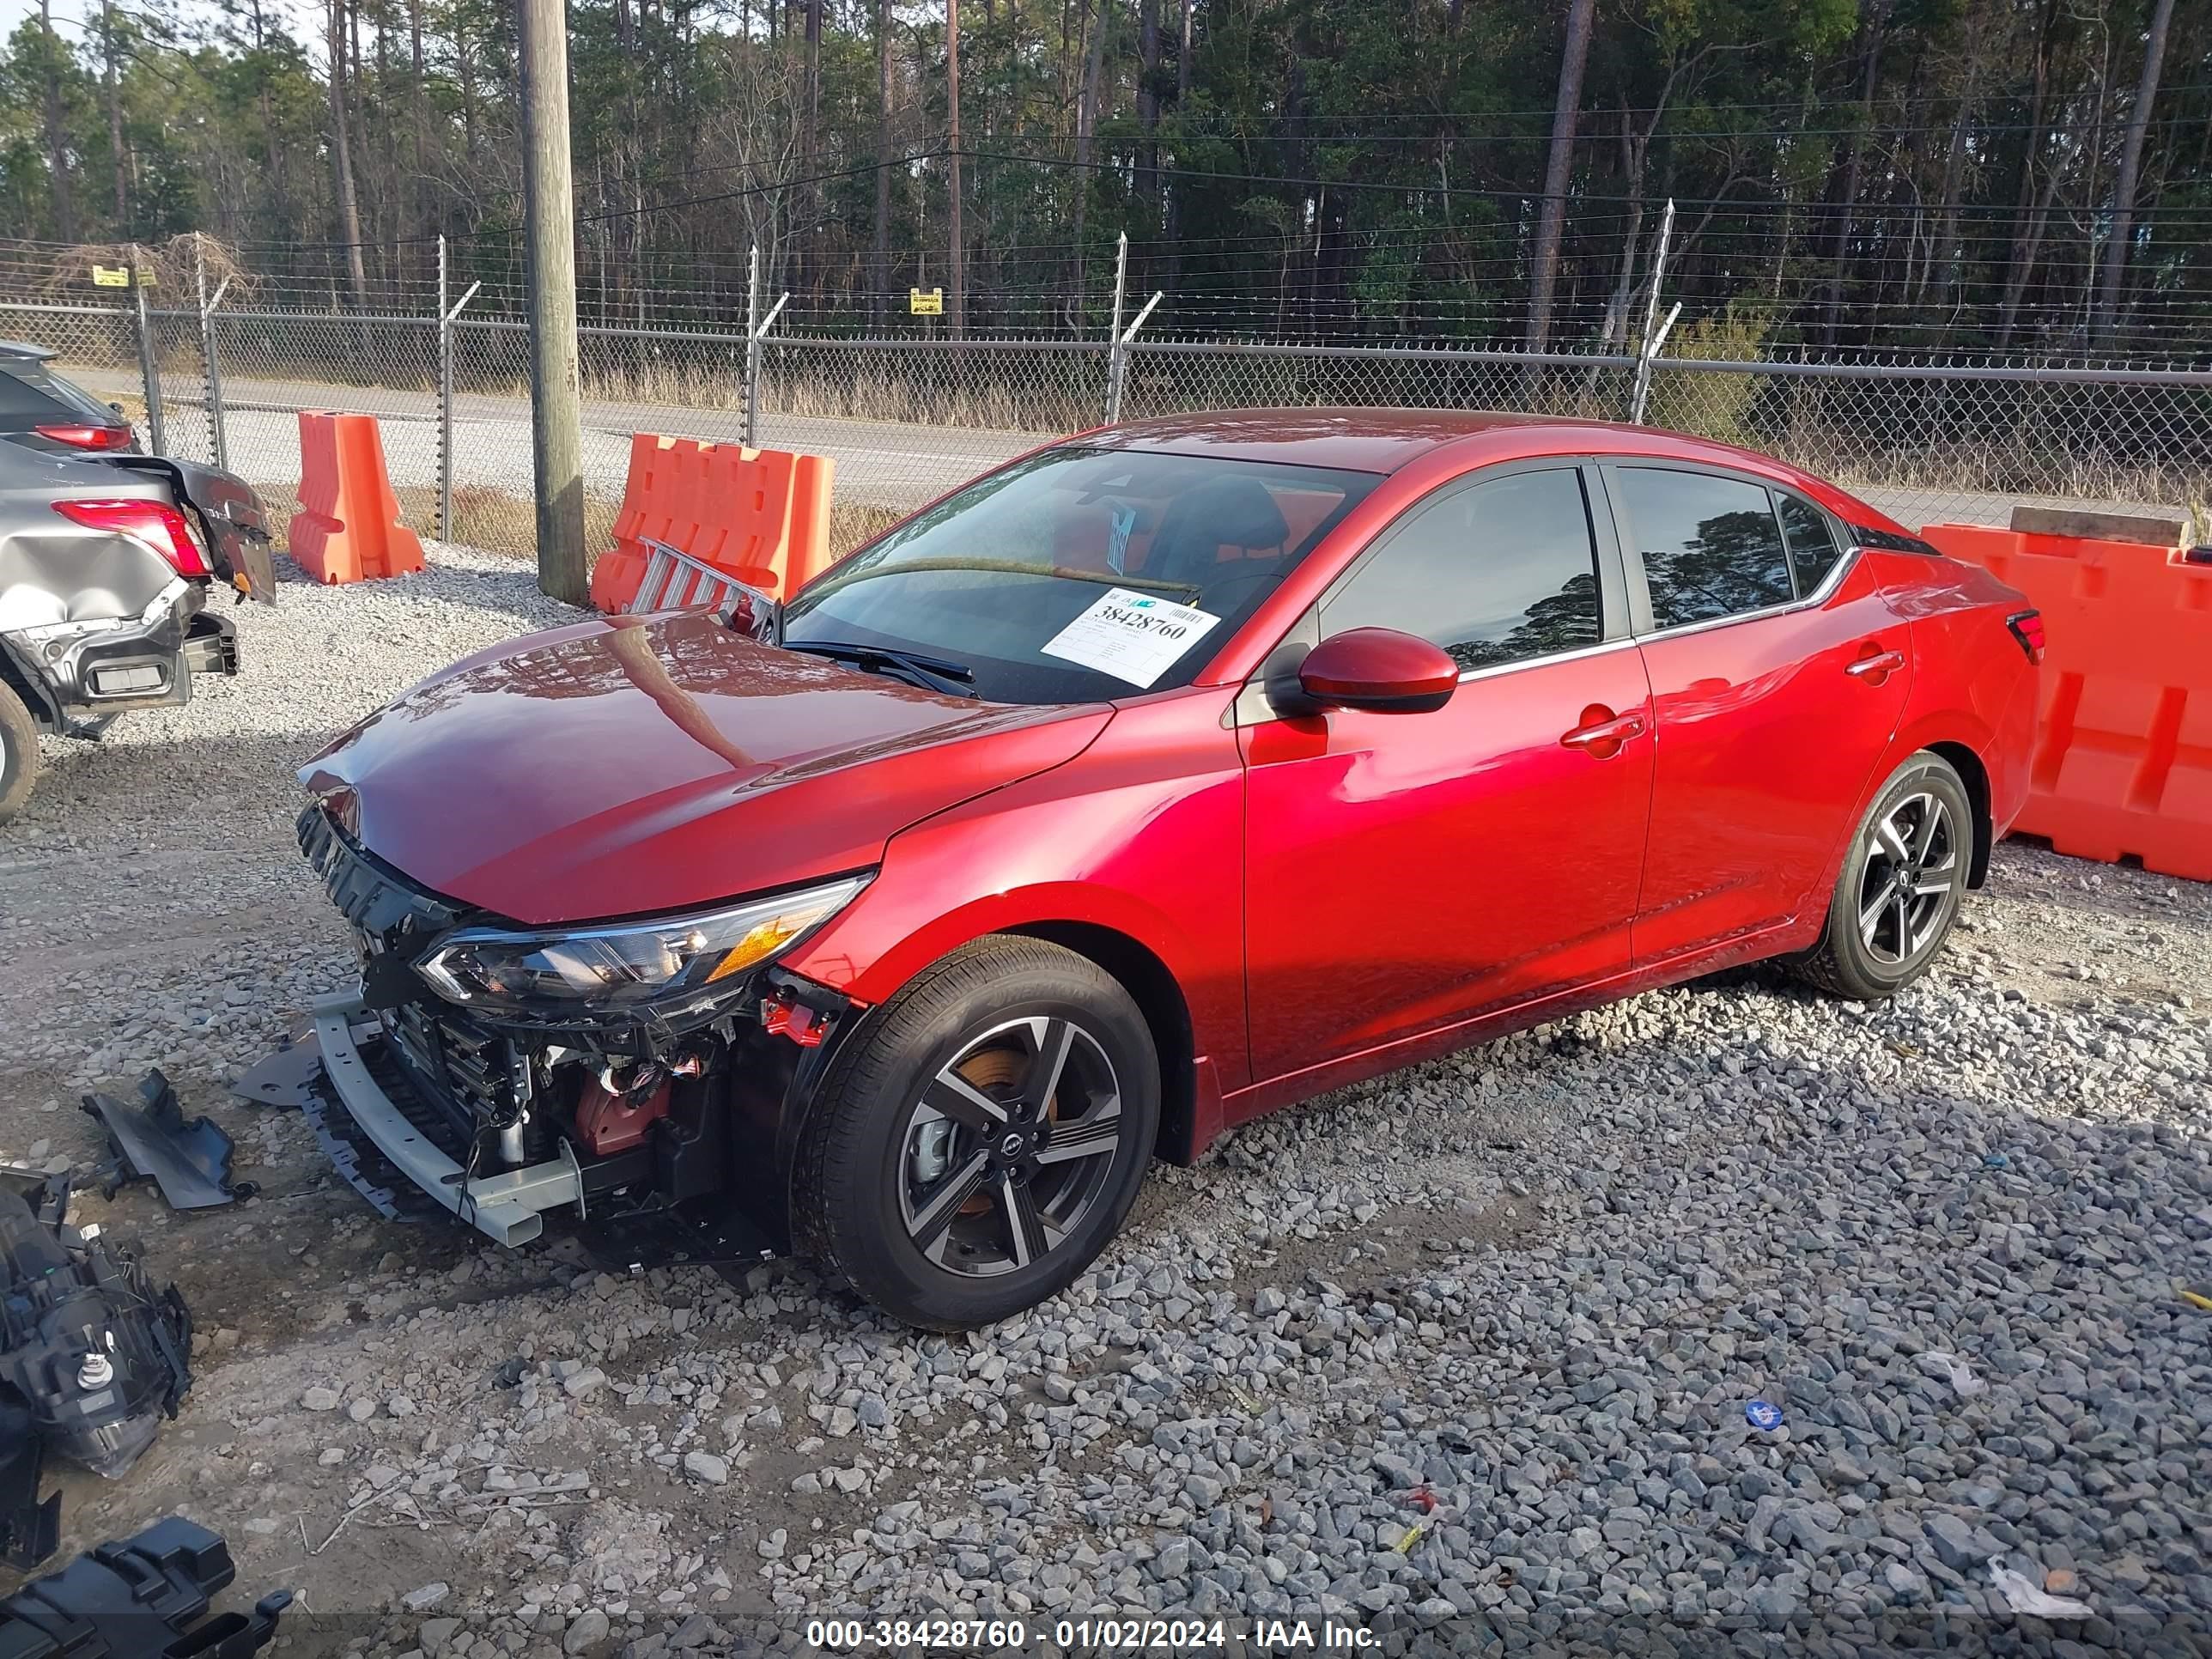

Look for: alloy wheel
[896,1015,1126,1277]
[1856,791,1959,967]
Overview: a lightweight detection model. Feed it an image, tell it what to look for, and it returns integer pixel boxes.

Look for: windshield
[781,447,1379,704]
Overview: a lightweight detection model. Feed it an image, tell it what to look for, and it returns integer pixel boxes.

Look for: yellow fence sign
[91,264,131,288]
[908,287,943,316]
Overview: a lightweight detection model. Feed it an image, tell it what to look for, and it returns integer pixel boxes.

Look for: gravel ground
[2,548,2209,1659]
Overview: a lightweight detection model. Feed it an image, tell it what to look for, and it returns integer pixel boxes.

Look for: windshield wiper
[783,639,980,699]
[800,557,1201,606]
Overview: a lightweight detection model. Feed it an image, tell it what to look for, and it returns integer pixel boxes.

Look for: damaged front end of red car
[266,800,870,1270]
[248,605,1111,1272]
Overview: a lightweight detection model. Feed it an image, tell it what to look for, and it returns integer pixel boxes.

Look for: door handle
[1845,647,1905,684]
[1559,708,1646,757]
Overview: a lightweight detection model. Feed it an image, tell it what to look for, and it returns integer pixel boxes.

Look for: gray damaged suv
[0,434,276,822]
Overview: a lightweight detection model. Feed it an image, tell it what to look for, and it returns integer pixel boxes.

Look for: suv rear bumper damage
[2,576,240,727]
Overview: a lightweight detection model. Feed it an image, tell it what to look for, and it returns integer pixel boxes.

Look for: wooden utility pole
[519,0,587,604]
[946,0,967,337]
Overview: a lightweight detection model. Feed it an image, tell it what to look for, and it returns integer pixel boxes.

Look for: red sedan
[288,411,2041,1328]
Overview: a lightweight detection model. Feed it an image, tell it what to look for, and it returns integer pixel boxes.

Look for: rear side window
[1322,468,1602,672]
[0,360,112,422]
[1777,495,1841,595]
[0,365,63,416]
[1619,468,1792,630]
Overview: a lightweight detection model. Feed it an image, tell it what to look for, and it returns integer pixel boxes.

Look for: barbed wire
[5,216,2205,367]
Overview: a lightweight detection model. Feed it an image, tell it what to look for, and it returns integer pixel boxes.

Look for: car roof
[1086,407,1580,471]
[1089,404,1807,474]
[0,341,59,362]
[1084,406,1904,534]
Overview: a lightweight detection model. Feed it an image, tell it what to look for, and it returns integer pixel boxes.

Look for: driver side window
[1320,468,1604,673]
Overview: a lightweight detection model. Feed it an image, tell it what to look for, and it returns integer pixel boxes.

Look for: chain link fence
[5,258,2207,565]
[1642,360,2212,530]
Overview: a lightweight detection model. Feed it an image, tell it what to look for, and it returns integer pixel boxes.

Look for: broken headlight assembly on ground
[271,804,869,1269]
[0,1168,194,1570]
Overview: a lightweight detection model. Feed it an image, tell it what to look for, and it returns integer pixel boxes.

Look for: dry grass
[462,356,1091,436]
[1647,304,1774,447]
[255,480,618,562]
[764,362,1092,432]
[829,500,904,556]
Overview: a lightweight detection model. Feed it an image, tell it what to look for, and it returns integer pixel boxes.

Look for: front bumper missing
[310,993,583,1246]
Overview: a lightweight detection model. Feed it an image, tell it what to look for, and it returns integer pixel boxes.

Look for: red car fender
[1797,597,2038,928]
[781,690,1249,1160]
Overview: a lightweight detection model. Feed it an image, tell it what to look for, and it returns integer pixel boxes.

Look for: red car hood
[301,611,1110,925]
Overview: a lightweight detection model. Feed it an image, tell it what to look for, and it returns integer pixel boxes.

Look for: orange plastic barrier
[289,411,426,584]
[1926,522,2212,882]
[589,434,836,614]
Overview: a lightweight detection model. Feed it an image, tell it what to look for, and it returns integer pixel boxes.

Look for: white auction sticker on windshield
[1040,587,1222,688]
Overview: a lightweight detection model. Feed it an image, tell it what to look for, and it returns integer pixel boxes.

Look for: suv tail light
[2005,609,2045,665]
[52,498,210,579]
[35,422,133,452]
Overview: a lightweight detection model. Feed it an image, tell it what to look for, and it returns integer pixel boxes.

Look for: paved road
[76,364,2166,535]
[77,366,1036,519]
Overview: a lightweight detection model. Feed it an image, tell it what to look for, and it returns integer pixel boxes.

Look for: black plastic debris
[0,1170,192,1492]
[0,1516,290,1659]
[226,1036,323,1112]
[0,1400,58,1571]
[80,1070,252,1211]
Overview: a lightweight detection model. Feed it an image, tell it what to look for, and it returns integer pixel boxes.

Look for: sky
[2,0,328,63]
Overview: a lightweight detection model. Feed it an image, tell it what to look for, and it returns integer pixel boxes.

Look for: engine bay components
[0,1166,193,1561]
[0,1516,290,1658]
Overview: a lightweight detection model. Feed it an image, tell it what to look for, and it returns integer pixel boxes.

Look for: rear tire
[793,937,1159,1331]
[0,681,39,826]
[1790,751,1972,1001]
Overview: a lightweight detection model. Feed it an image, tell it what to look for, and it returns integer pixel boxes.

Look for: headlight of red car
[412,874,869,1018]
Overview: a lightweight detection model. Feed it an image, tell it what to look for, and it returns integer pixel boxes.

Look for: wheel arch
[1005,920,1201,1168]
[0,636,59,732]
[1814,712,1999,911]
[1924,738,1994,890]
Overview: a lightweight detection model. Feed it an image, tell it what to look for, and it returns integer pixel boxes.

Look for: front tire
[793,936,1159,1330]
[1791,751,1972,1000]
[0,681,40,826]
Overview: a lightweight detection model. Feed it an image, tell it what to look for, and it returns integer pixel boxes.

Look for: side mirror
[1279,627,1459,715]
